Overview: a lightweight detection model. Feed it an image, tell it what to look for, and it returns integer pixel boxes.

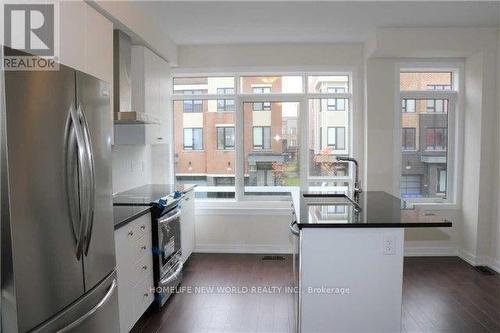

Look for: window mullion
[235,75,244,201]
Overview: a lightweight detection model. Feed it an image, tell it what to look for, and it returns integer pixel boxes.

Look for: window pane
[401,96,449,200]
[309,99,350,177]
[174,76,235,95]
[308,75,350,93]
[174,97,235,199]
[240,76,303,94]
[244,102,299,193]
[400,72,453,91]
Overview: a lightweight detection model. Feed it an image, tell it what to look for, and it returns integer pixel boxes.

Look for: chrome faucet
[335,156,362,202]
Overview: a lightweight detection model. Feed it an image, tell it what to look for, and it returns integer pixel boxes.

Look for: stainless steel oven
[152,204,184,308]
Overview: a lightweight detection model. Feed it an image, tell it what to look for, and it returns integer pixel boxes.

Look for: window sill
[407,201,460,211]
[195,199,293,216]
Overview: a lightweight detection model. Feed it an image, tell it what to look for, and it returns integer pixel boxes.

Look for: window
[400,175,422,198]
[437,169,447,194]
[217,88,235,112]
[173,73,354,200]
[400,72,453,91]
[402,99,416,113]
[327,127,346,150]
[253,102,272,111]
[308,75,350,93]
[399,70,456,203]
[217,127,235,150]
[402,128,416,150]
[183,128,203,150]
[245,102,299,192]
[252,86,271,94]
[183,99,203,113]
[327,86,346,94]
[425,128,447,150]
[252,126,271,150]
[240,76,303,94]
[326,98,346,111]
[173,77,236,199]
[426,99,448,113]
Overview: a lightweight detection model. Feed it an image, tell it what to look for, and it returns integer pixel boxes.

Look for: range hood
[113,30,158,124]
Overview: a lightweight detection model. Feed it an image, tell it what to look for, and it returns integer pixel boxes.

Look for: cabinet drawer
[135,276,155,317]
[133,254,153,285]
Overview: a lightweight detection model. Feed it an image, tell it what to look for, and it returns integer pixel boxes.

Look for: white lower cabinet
[115,213,154,333]
[180,190,195,262]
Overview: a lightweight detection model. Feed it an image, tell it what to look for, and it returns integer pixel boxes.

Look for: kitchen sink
[302,193,362,212]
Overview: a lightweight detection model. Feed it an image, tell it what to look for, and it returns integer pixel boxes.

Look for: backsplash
[112,145,152,194]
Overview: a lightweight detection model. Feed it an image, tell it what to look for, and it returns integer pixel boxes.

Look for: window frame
[183,128,204,151]
[216,88,235,112]
[252,126,271,150]
[397,64,462,207]
[172,71,356,203]
[327,126,346,150]
[217,126,235,150]
[401,127,417,151]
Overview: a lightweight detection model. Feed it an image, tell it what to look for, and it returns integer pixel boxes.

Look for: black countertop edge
[113,206,152,230]
[297,221,453,229]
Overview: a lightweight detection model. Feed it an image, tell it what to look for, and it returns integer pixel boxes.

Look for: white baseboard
[195,244,291,254]
[490,258,500,273]
[194,244,500,274]
[404,245,457,257]
[458,249,500,273]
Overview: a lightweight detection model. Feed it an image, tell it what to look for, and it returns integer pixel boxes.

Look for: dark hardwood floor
[132,254,500,333]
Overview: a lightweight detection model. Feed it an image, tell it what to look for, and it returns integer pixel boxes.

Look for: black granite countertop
[297,191,452,228]
[113,205,152,230]
[113,184,195,229]
[113,184,196,206]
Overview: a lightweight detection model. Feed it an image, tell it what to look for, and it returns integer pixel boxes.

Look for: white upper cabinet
[59,1,113,84]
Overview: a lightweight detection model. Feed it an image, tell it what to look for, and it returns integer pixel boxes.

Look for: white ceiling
[138,1,499,45]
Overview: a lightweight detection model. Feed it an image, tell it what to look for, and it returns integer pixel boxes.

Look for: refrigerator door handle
[77,104,96,255]
[67,105,89,259]
[289,220,300,236]
[56,279,117,333]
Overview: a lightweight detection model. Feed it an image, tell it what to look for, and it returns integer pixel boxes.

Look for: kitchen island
[291,191,452,333]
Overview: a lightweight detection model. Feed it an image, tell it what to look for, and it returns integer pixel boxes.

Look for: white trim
[404,244,457,257]
[490,259,500,274]
[194,244,291,254]
[457,249,500,273]
[394,62,464,207]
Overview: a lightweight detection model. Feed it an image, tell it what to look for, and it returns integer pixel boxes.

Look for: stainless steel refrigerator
[1,47,119,332]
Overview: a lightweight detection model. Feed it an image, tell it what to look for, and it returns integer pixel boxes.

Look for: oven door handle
[160,260,184,286]
[159,209,181,224]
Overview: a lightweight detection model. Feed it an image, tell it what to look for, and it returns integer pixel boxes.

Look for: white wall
[195,212,292,254]
[112,145,152,194]
[364,27,499,266]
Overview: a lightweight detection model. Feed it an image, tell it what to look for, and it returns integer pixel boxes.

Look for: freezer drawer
[32,271,119,333]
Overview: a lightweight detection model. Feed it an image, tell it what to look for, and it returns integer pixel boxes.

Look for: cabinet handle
[157,137,163,140]
[184,197,190,201]
[142,265,148,270]
[144,293,149,297]
[141,245,147,250]
[128,231,134,237]
[140,225,146,230]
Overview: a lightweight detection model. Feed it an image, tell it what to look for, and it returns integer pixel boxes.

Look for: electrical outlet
[383,236,396,255]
